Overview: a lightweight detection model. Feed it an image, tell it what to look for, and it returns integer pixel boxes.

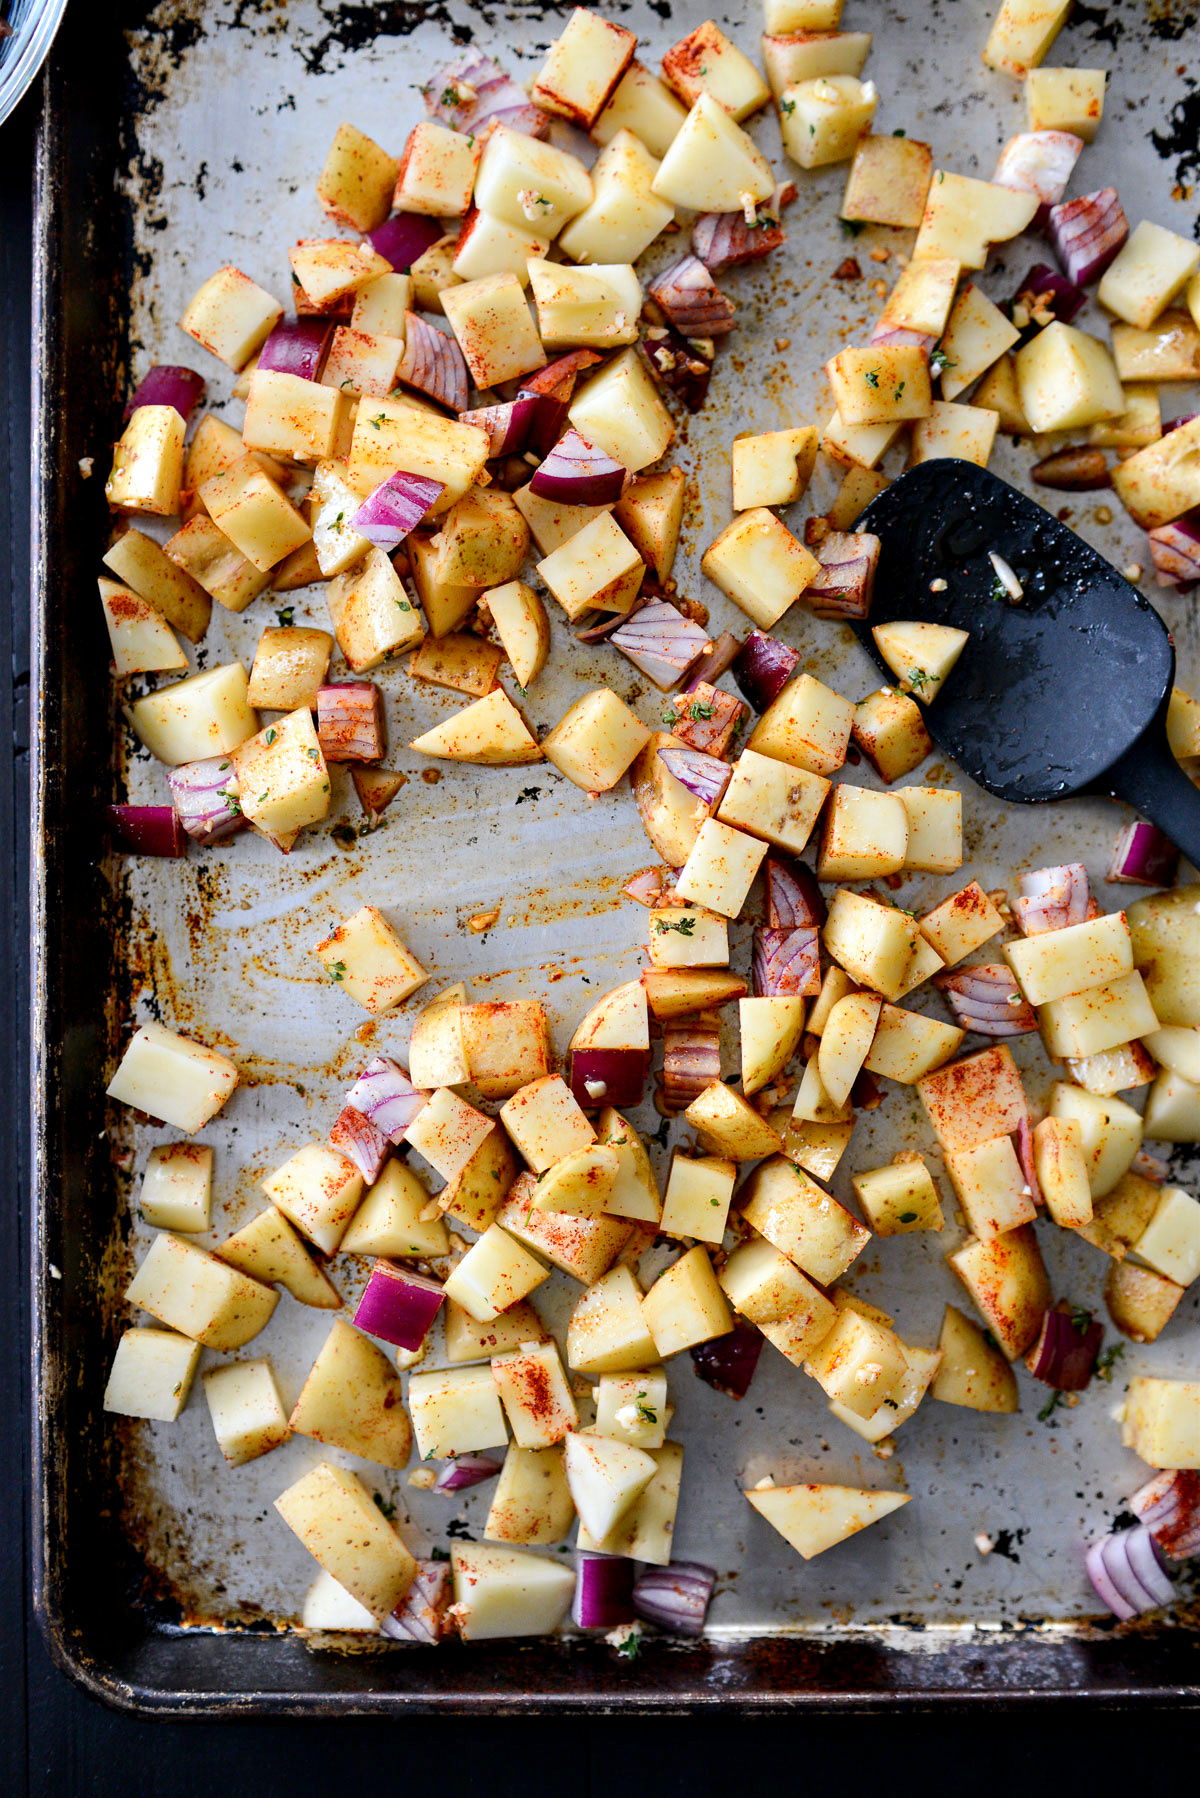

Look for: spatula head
[852,460,1174,803]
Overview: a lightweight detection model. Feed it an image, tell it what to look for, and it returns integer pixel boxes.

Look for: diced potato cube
[894,786,961,873]
[326,546,424,672]
[537,513,644,622]
[731,427,819,510]
[500,1074,596,1172]
[1122,1378,1200,1469]
[792,1054,852,1123]
[1105,1260,1185,1343]
[103,1328,202,1421]
[841,133,932,228]
[453,210,551,286]
[823,888,919,1002]
[972,353,1031,434]
[558,130,674,266]
[339,1160,447,1261]
[1098,220,1200,331]
[180,265,283,370]
[1110,414,1200,532]
[675,818,768,920]
[107,1021,238,1133]
[1144,1067,1200,1142]
[445,1300,548,1366]
[1014,320,1125,433]
[532,6,636,126]
[739,1154,869,1283]
[852,1156,943,1235]
[395,119,478,217]
[863,1003,963,1084]
[482,580,550,690]
[817,992,880,1105]
[312,904,428,1014]
[1110,314,1200,385]
[930,1304,1019,1412]
[1132,1185,1200,1288]
[351,272,412,337]
[565,1429,658,1541]
[290,237,390,307]
[163,516,271,614]
[243,367,347,465]
[491,1341,578,1449]
[410,689,542,767]
[102,527,211,642]
[944,1133,1037,1240]
[826,344,932,427]
[345,395,488,513]
[126,1232,278,1350]
[203,1358,289,1466]
[661,21,770,120]
[918,1043,1027,1154]
[716,750,829,856]
[106,405,185,516]
[702,509,819,630]
[434,488,530,594]
[719,1234,836,1365]
[1088,381,1161,448]
[740,995,807,1096]
[920,882,1004,967]
[247,626,333,713]
[746,1482,910,1558]
[533,1143,621,1218]
[404,1087,494,1185]
[983,0,1072,75]
[317,121,398,231]
[440,273,546,389]
[457,1000,551,1103]
[660,1150,738,1242]
[139,1143,213,1232]
[597,1110,662,1225]
[451,1541,575,1640]
[762,29,871,96]
[749,673,853,776]
[474,124,592,235]
[262,1142,363,1255]
[947,1225,1050,1360]
[498,1175,631,1282]
[1038,970,1159,1060]
[442,1224,549,1324]
[217,1205,342,1309]
[593,1370,670,1450]
[914,171,1037,269]
[805,1308,907,1417]
[938,282,1021,400]
[485,1443,574,1546]
[528,259,641,350]
[872,619,969,703]
[1032,1115,1092,1227]
[319,325,404,400]
[301,1570,379,1632]
[1026,66,1106,139]
[275,1462,416,1620]
[1006,910,1133,1005]
[822,409,904,470]
[568,346,674,472]
[766,0,844,27]
[592,61,688,156]
[513,484,612,559]
[780,75,877,170]
[231,706,330,838]
[541,687,650,792]
[650,90,775,212]
[641,1244,733,1356]
[879,257,961,339]
[1048,1081,1141,1195]
[412,231,466,307]
[909,400,999,467]
[98,578,187,678]
[566,1265,658,1373]
[645,906,730,969]
[816,784,907,880]
[575,1438,684,1563]
[612,466,685,583]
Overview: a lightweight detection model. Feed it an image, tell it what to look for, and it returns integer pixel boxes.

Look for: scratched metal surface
[104,0,1200,1644]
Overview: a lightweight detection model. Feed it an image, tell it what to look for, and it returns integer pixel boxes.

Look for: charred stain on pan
[1152,81,1200,198]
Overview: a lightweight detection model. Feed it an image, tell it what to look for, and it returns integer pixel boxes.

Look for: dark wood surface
[3,53,1195,1798]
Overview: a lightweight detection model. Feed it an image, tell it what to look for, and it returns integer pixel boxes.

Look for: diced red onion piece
[317,682,387,763]
[368,212,445,272]
[1131,1149,1169,1184]
[1130,1470,1200,1560]
[381,1559,451,1643]
[1124,1524,1175,1606]
[633,1561,717,1637]
[354,1259,445,1351]
[647,256,736,338]
[1108,820,1180,887]
[573,1552,636,1629]
[1165,414,1198,436]
[432,1452,502,1495]
[657,746,732,809]
[1085,1536,1138,1620]
[611,601,711,688]
[1048,187,1129,287]
[124,365,206,423]
[423,55,549,136]
[869,321,936,352]
[662,1024,721,1110]
[1088,1527,1173,1619]
[685,632,742,693]
[350,469,444,551]
[766,855,826,930]
[1148,516,1200,590]
[692,183,796,273]
[665,684,747,757]
[529,428,625,506]
[397,313,469,412]
[1012,863,1090,935]
[993,131,1082,210]
[732,632,800,712]
[458,395,538,457]
[570,1046,648,1111]
[1026,1307,1103,1389]
[1031,447,1109,490]
[642,328,713,412]
[575,595,648,644]
[166,756,247,845]
[106,803,189,858]
[328,1103,391,1183]
[1015,1116,1042,1208]
[806,531,879,620]
[346,1056,431,1144]
[932,964,1036,1037]
[623,867,676,907]
[691,1325,762,1399]
[519,351,601,454]
[752,926,821,998]
[257,317,333,383]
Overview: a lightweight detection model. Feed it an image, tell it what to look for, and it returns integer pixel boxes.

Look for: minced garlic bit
[774,337,791,352]
[1123,562,1143,583]
[606,1620,640,1651]
[974,1532,994,1556]
[869,246,890,263]
[48,1263,62,1281]
[930,577,947,592]
[408,1466,437,1490]
[873,1439,895,1459]
[1094,504,1113,525]
[584,1078,608,1100]
[614,1403,642,1432]
[751,1475,776,1491]
[988,550,1023,602]
[78,456,94,479]
[466,905,501,934]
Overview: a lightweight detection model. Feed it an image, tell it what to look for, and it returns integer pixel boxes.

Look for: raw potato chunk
[1106,1261,1185,1343]
[533,1144,621,1219]
[826,344,932,427]
[944,1134,1037,1240]
[107,1022,238,1133]
[749,674,853,776]
[739,1155,869,1284]
[575,1440,684,1563]
[1049,1082,1141,1195]
[1026,67,1106,139]
[301,1570,379,1633]
[702,509,818,631]
[780,75,877,170]
[762,29,871,95]
[99,580,187,678]
[313,905,428,1014]
[559,131,674,267]
[537,514,644,622]
[597,1110,662,1225]
[1038,970,1158,1061]
[218,1205,343,1309]
[476,126,593,237]
[852,1157,943,1235]
[200,460,311,572]
[719,1235,836,1365]
[564,1430,657,1540]
[982,0,1072,77]
[435,489,531,592]
[394,119,478,218]
[290,237,390,306]
[1089,381,1161,447]
[566,1265,658,1374]
[443,1225,549,1323]
[947,1226,1051,1360]
[784,1117,854,1182]
[823,889,919,1003]
[102,528,211,642]
[528,261,641,350]
[1098,221,1200,332]
[485,1444,574,1546]
[499,1177,631,1283]
[909,401,998,468]
[501,1074,596,1172]
[408,1363,509,1460]
[829,464,892,529]
[514,484,612,558]
[445,1300,548,1366]
[614,467,685,583]
[896,786,961,874]
[1144,1068,1200,1143]
[675,819,768,921]
[731,428,818,511]
[1005,910,1133,1006]
[483,581,550,690]
[841,134,932,228]
[873,621,968,704]
[275,1462,416,1620]
[459,1001,552,1103]
[317,122,398,232]
[568,347,674,473]
[593,61,688,155]
[319,326,404,401]
[491,1341,578,1449]
[450,1542,575,1641]
[746,1483,909,1558]
[913,172,1037,270]
[410,633,502,699]
[641,1245,733,1356]
[204,1358,290,1466]
[1128,883,1200,1025]
[405,1088,495,1183]
[739,995,807,1095]
[879,257,960,339]
[1015,322,1124,432]
[103,1329,202,1422]
[410,690,543,767]
[805,1307,907,1417]
[651,92,775,212]
[920,883,1004,968]
[593,1370,670,1450]
[345,396,488,514]
[247,627,333,712]
[930,1305,1019,1412]
[440,273,546,390]
[823,410,903,470]
[440,1125,522,1234]
[243,369,346,465]
[139,1143,213,1233]
[660,1150,738,1242]
[163,516,270,614]
[327,548,424,672]
[1122,1378,1200,1470]
[180,265,282,370]
[972,354,1031,434]
[863,1005,963,1084]
[1132,1185,1200,1288]
[792,1055,852,1124]
[1032,1116,1092,1227]
[532,6,636,127]
[661,21,770,120]
[829,1341,942,1443]
[232,706,330,839]
[918,1044,1027,1154]
[126,1232,278,1350]
[1110,315,1200,385]
[817,785,907,880]
[938,283,1021,400]
[818,992,881,1106]
[263,1143,363,1255]
[128,661,258,765]
[543,688,651,794]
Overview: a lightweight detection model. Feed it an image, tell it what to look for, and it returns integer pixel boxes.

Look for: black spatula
[852,459,1200,868]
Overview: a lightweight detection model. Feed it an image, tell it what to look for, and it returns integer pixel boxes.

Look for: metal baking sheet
[32,0,1200,1711]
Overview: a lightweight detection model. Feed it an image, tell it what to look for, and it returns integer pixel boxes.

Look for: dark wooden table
[2,53,1194,1798]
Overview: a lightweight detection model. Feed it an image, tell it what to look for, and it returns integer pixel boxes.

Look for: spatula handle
[1106,723,1200,873]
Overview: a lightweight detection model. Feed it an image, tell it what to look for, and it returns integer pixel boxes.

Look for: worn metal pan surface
[31,0,1200,1713]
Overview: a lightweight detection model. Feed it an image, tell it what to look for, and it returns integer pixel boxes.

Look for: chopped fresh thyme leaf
[864,368,880,388]
[929,347,954,375]
[906,665,931,692]
[1095,1343,1126,1382]
[898,1210,918,1223]
[1070,1306,1094,1335]
[220,790,241,814]
[616,1628,644,1660]
[328,960,347,982]
[276,606,295,627]
[781,98,795,115]
[265,727,277,745]
[1038,1390,1066,1422]
[430,1545,450,1562]
[635,1393,658,1424]
[688,701,716,720]
[441,86,461,105]
[894,379,906,400]
[654,916,696,936]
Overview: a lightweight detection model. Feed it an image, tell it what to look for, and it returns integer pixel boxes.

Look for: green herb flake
[929,347,954,375]
[430,1545,451,1562]
[864,368,880,388]
[1038,1390,1066,1423]
[276,606,295,627]
[1070,1306,1094,1335]
[661,704,679,725]
[688,701,716,721]
[781,98,796,116]
[1095,1343,1126,1383]
[265,727,278,746]
[893,127,906,137]
[373,1492,397,1520]
[894,380,905,400]
[654,915,696,936]
[441,86,461,105]
[307,746,320,761]
[328,960,348,982]
[635,1394,658,1424]
[897,1210,918,1223]
[369,413,388,430]
[990,575,1009,604]
[616,1628,644,1660]
[220,790,241,815]
[906,665,931,693]
[936,170,945,183]
[396,597,412,611]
